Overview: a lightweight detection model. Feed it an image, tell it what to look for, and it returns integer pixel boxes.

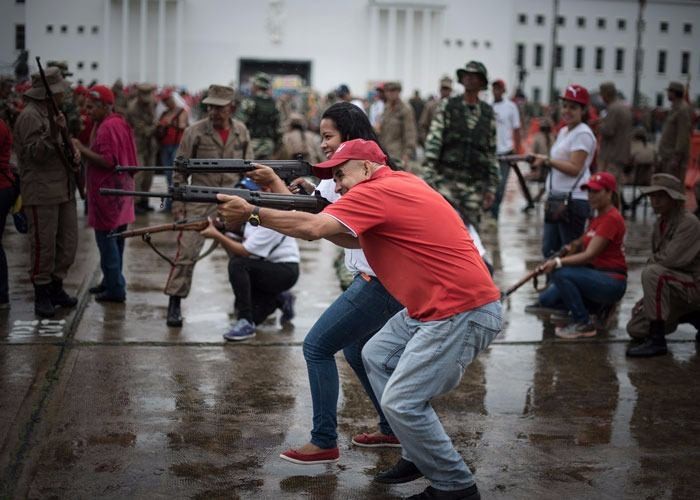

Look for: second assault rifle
[100,185,331,213]
[496,153,535,209]
[115,156,313,184]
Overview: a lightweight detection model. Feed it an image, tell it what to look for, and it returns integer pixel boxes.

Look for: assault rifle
[496,153,535,209]
[108,216,224,239]
[115,156,313,183]
[36,57,86,199]
[100,185,331,213]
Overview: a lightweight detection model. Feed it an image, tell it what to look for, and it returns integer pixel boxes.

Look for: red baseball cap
[560,84,589,106]
[74,85,88,96]
[88,85,115,105]
[492,79,506,88]
[313,139,388,179]
[582,172,616,192]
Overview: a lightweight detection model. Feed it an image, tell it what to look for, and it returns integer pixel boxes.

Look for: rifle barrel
[100,188,170,197]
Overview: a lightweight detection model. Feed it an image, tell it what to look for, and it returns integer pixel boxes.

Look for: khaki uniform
[378,100,416,165]
[164,117,252,297]
[598,100,632,190]
[13,99,77,285]
[280,129,324,163]
[628,140,656,186]
[658,101,692,181]
[126,99,158,202]
[627,208,700,338]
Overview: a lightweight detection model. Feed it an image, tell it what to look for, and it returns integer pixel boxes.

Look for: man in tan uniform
[418,77,453,146]
[378,81,416,168]
[126,83,158,213]
[164,84,252,326]
[658,81,692,182]
[598,82,632,208]
[13,67,78,317]
[626,174,700,357]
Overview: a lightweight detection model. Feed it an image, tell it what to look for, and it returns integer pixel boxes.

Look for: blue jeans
[539,267,627,323]
[160,144,178,211]
[362,301,502,491]
[542,198,590,257]
[303,273,403,449]
[94,225,127,298]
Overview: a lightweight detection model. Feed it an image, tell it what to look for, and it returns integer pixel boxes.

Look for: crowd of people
[1,56,700,500]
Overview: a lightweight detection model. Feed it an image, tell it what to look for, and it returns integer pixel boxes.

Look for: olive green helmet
[456,61,488,90]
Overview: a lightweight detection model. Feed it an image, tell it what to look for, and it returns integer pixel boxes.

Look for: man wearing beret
[13,67,79,317]
[658,81,692,182]
[626,174,700,357]
[378,81,417,168]
[216,138,501,500]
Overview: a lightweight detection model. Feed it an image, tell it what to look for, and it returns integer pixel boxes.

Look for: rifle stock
[497,154,535,163]
[500,247,568,300]
[100,185,331,213]
[109,216,223,238]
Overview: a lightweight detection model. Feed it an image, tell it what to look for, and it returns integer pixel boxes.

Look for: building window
[577,17,586,28]
[46,24,53,34]
[471,40,479,48]
[77,25,84,34]
[595,47,604,71]
[16,0,25,3]
[555,45,564,69]
[557,16,565,27]
[533,87,542,103]
[455,39,464,47]
[60,25,68,34]
[518,13,527,25]
[681,51,690,75]
[657,50,666,73]
[91,62,99,70]
[77,61,84,69]
[534,44,544,68]
[656,93,664,107]
[15,24,25,50]
[597,18,606,29]
[516,43,525,67]
[660,21,668,33]
[536,14,545,26]
[91,25,99,34]
[618,19,626,30]
[615,48,625,71]
[683,23,692,34]
[484,40,491,49]
[575,46,584,70]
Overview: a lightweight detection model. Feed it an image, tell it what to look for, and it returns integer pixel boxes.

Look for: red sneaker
[351,432,401,448]
[279,447,339,465]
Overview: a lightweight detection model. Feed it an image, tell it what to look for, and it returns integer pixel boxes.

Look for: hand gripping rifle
[496,153,535,208]
[100,184,331,213]
[36,57,86,199]
[115,156,313,184]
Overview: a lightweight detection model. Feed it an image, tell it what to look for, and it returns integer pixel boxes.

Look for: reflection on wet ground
[1,181,699,498]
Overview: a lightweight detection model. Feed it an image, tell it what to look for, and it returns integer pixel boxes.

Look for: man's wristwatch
[247,206,261,226]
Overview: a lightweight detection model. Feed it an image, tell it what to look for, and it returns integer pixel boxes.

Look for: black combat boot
[167,296,183,327]
[49,279,78,308]
[34,284,56,318]
[626,320,668,357]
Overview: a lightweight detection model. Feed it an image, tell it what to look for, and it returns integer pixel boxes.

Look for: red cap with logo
[561,84,589,106]
[88,85,115,105]
[313,139,388,179]
[582,172,617,192]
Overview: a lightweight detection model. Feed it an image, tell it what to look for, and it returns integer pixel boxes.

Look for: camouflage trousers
[251,138,276,160]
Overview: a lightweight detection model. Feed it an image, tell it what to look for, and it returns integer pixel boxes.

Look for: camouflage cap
[439,76,453,89]
[456,61,488,89]
[253,72,272,90]
[201,84,235,106]
[135,83,156,93]
[47,60,73,77]
[25,67,71,100]
[666,81,684,94]
[384,81,402,92]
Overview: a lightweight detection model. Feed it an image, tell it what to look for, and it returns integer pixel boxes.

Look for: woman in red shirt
[536,171,627,338]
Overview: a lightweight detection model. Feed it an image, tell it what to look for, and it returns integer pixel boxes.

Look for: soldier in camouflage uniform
[423,61,499,230]
[0,76,19,128]
[126,83,158,213]
[236,72,280,159]
[47,61,81,136]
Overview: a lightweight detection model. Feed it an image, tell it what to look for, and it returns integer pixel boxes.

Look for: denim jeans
[539,267,627,323]
[542,198,590,257]
[362,300,502,491]
[94,225,127,298]
[160,144,178,211]
[303,273,403,449]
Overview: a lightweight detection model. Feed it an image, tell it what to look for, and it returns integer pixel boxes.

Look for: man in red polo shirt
[216,138,501,500]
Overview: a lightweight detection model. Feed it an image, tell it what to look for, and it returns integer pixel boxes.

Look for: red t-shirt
[217,128,230,145]
[323,167,500,321]
[583,207,627,277]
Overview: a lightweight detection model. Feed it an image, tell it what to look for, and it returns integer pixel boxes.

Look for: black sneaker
[374,458,423,484]
[89,283,106,294]
[524,302,567,316]
[405,485,480,500]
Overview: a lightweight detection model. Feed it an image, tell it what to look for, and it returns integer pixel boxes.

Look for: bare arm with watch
[537,235,610,274]
[532,149,589,177]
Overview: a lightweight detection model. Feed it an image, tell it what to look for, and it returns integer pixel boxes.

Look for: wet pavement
[1,178,699,499]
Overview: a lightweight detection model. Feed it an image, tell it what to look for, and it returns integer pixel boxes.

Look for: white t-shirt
[242,225,300,264]
[547,122,596,200]
[492,99,521,154]
[317,179,375,276]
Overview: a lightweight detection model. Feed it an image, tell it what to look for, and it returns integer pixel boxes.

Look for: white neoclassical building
[1,0,699,104]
